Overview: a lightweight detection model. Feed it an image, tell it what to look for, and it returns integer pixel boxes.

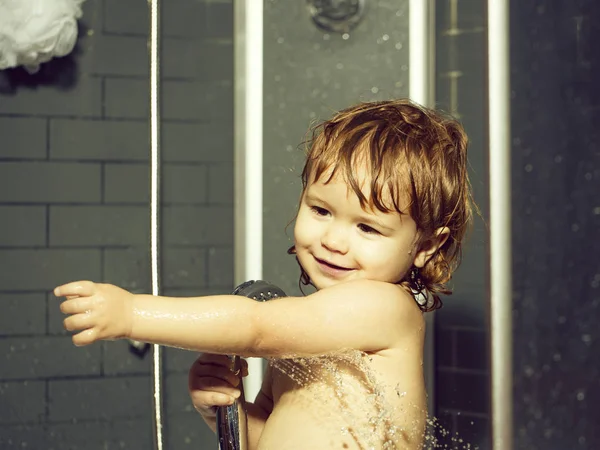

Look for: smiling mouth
[315,257,351,271]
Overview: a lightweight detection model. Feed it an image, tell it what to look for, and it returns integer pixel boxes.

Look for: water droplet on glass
[342,33,350,40]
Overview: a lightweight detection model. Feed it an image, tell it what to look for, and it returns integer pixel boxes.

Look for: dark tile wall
[434,0,490,448]
[263,0,411,296]
[0,0,234,448]
[510,1,600,449]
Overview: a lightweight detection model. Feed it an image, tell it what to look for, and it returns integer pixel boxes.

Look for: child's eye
[311,206,329,216]
[358,223,379,234]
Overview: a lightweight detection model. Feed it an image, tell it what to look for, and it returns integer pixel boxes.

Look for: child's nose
[321,224,349,254]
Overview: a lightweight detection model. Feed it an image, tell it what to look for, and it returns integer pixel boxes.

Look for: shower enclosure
[1,1,598,449]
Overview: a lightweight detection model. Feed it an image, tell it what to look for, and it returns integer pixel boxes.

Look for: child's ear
[413,227,450,268]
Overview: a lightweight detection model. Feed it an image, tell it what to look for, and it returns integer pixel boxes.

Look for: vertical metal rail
[148,1,165,449]
[234,0,264,402]
[409,0,436,415]
[488,1,513,449]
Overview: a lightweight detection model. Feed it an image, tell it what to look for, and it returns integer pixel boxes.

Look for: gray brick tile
[104,0,148,35]
[163,206,233,246]
[0,206,46,246]
[163,248,207,288]
[162,81,210,121]
[50,119,148,161]
[165,372,195,414]
[207,246,233,288]
[0,162,101,203]
[0,336,101,380]
[456,329,488,371]
[102,341,152,376]
[166,411,216,448]
[0,381,46,424]
[104,163,149,203]
[88,35,148,77]
[106,163,209,204]
[49,205,149,246]
[104,78,148,119]
[163,164,208,204]
[434,327,455,368]
[0,293,46,336]
[105,78,236,122]
[47,419,154,450]
[109,419,154,449]
[80,0,103,33]
[162,1,207,38]
[0,425,48,450]
[208,163,233,204]
[106,163,214,205]
[0,117,47,159]
[48,376,152,421]
[103,247,151,292]
[206,1,234,39]
[162,39,233,81]
[164,347,200,374]
[163,81,233,121]
[436,369,489,414]
[0,249,101,291]
[0,78,102,116]
[163,122,233,163]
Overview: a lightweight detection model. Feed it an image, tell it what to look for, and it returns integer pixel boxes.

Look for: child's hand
[54,281,134,346]
[188,353,248,418]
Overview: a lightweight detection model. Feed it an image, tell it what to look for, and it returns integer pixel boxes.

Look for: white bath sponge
[0,0,85,73]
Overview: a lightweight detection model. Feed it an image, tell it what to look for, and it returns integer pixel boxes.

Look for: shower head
[216,280,287,450]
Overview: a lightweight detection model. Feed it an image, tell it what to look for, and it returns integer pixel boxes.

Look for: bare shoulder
[322,279,424,333]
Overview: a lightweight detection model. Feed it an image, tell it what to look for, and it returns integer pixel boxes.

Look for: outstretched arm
[55,279,422,357]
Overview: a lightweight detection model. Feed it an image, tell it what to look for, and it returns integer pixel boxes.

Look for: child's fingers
[59,297,94,315]
[71,328,98,347]
[189,376,242,399]
[189,360,241,387]
[190,389,236,413]
[63,312,94,332]
[54,281,95,298]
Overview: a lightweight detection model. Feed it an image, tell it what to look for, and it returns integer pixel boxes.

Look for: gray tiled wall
[434,0,490,448]
[0,0,234,448]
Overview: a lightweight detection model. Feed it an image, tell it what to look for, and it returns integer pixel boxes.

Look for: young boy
[55,99,473,449]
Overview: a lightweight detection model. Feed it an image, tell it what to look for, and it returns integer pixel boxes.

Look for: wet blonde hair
[290,99,474,311]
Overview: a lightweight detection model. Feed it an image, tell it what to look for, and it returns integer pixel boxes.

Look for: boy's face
[293,167,419,290]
